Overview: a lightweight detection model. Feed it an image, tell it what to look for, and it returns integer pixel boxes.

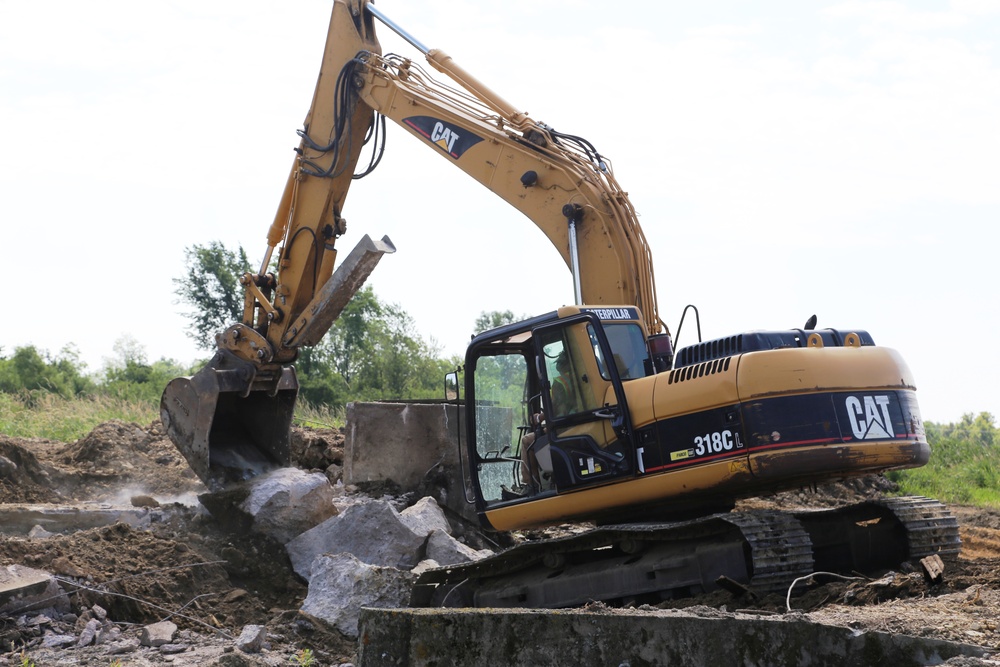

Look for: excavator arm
[161,0,666,487]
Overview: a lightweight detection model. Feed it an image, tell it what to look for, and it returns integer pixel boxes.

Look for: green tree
[474,310,524,335]
[101,336,190,403]
[169,240,454,408]
[295,286,455,407]
[0,345,93,397]
[173,241,251,350]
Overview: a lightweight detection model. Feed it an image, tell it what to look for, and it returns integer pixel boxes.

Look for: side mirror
[444,372,460,402]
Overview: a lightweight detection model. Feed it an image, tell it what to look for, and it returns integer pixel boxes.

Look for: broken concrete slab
[301,552,415,638]
[357,606,991,667]
[425,529,492,566]
[0,503,169,536]
[399,496,451,537]
[285,499,424,580]
[0,564,69,615]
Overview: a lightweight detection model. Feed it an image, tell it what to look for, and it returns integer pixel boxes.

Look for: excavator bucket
[161,235,395,489]
[160,356,298,489]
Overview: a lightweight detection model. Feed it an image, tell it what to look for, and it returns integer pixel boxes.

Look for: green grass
[0,391,344,444]
[887,437,1000,508]
[0,391,158,442]
[292,398,345,431]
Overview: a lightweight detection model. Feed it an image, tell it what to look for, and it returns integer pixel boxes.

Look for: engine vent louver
[668,356,732,384]
[674,334,745,369]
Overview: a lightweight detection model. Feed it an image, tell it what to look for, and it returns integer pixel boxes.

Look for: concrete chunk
[0,565,69,615]
[426,530,493,566]
[235,624,268,653]
[399,496,451,537]
[286,499,424,580]
[140,620,177,647]
[301,553,415,638]
[242,468,338,544]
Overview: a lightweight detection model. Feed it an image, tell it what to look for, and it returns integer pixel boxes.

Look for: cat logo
[402,115,484,159]
[845,395,895,440]
[430,122,460,154]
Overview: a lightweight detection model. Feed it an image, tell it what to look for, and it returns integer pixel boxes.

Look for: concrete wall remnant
[356,607,990,667]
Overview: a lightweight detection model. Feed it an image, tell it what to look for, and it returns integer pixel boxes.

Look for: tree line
[2,240,996,444]
[2,241,513,411]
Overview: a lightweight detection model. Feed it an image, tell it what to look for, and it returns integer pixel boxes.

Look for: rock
[0,455,18,477]
[426,530,493,566]
[399,496,451,536]
[411,559,441,576]
[130,494,160,508]
[106,639,140,655]
[921,554,945,583]
[300,553,415,637]
[77,618,101,647]
[235,624,268,653]
[97,622,121,644]
[27,525,55,538]
[41,633,77,649]
[159,643,189,654]
[50,556,87,578]
[286,499,424,580]
[224,588,249,603]
[243,468,339,544]
[140,620,177,647]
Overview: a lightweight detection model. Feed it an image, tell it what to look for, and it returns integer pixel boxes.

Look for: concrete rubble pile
[248,469,492,637]
[4,598,289,663]
[1,464,492,661]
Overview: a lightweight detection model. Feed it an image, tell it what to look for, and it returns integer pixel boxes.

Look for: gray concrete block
[301,553,415,638]
[285,499,424,581]
[345,402,475,524]
[242,468,337,544]
[356,607,990,667]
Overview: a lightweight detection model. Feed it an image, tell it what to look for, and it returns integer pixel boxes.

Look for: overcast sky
[2,0,998,424]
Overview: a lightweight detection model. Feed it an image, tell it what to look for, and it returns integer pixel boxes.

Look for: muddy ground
[1,420,999,665]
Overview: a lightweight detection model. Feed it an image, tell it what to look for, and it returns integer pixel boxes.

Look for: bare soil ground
[1,420,999,664]
[0,421,354,665]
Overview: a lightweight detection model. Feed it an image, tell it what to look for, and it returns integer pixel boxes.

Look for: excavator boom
[162,0,666,487]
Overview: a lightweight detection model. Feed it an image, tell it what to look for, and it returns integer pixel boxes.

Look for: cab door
[531,313,635,491]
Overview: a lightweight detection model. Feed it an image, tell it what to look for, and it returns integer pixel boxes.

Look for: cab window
[590,322,650,381]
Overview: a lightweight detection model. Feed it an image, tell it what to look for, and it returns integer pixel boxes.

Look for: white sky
[2,0,998,424]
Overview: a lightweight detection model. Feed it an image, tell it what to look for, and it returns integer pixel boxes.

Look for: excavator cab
[464,307,646,517]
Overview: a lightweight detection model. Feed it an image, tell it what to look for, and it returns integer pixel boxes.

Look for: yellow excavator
[160,0,959,608]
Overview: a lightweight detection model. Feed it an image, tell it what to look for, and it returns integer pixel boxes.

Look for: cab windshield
[590,322,650,380]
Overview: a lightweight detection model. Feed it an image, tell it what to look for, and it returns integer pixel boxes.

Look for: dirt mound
[0,421,354,664]
[0,437,69,504]
[0,421,205,506]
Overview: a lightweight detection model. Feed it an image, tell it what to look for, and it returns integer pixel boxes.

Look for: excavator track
[879,495,962,559]
[411,496,960,609]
